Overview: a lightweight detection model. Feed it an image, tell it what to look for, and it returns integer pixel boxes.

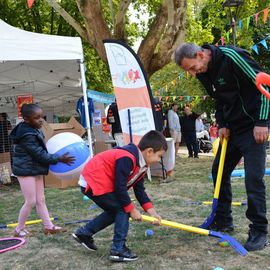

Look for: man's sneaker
[244,229,269,251]
[72,233,97,251]
[109,246,138,262]
[208,221,234,233]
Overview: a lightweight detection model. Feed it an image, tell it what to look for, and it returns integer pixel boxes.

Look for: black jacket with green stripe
[197,44,269,135]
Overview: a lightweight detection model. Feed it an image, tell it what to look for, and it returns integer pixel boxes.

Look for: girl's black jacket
[10,122,59,176]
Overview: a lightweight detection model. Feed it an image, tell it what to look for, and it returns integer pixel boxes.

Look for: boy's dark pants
[212,129,268,233]
[76,187,129,252]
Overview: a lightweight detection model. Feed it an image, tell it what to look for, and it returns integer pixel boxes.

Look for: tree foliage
[0,0,112,92]
[1,0,270,116]
[1,0,188,92]
[151,0,270,116]
[41,0,187,78]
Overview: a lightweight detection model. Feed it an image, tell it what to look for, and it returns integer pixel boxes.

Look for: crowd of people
[105,98,218,159]
[165,102,217,158]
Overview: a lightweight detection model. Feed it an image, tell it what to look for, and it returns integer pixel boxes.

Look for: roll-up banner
[103,40,156,145]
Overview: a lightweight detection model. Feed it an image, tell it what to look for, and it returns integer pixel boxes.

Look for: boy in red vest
[72,130,167,262]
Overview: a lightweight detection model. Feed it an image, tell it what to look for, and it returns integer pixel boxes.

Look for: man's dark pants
[212,129,268,233]
[183,131,199,157]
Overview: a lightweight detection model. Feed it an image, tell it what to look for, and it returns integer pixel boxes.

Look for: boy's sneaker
[244,229,269,251]
[72,233,97,251]
[109,246,138,262]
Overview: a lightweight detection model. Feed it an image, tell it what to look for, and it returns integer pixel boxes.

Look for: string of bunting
[153,71,190,96]
[154,7,270,105]
[152,72,212,106]
[251,34,270,55]
[217,6,270,54]
[155,95,212,108]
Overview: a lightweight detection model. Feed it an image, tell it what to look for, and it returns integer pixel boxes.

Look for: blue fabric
[87,89,115,104]
[76,97,94,128]
[76,187,129,252]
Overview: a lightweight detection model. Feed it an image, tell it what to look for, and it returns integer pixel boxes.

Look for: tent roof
[0,19,83,61]
[0,20,84,116]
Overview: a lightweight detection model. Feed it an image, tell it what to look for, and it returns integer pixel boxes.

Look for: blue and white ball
[46,132,90,180]
[145,229,154,237]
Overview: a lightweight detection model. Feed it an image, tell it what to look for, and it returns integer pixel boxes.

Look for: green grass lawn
[0,156,269,270]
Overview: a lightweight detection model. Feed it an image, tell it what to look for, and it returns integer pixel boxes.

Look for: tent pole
[80,61,93,158]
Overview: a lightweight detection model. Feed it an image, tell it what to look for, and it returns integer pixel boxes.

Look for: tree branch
[75,0,112,62]
[44,0,88,40]
[137,2,168,72]
[114,0,132,40]
[147,0,187,76]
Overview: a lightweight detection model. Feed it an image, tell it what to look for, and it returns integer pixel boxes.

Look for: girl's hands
[58,152,76,165]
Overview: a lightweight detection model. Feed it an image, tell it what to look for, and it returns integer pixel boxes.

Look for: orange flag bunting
[27,0,35,9]
[264,8,269,24]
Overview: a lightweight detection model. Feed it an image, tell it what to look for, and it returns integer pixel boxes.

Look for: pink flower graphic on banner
[123,69,141,84]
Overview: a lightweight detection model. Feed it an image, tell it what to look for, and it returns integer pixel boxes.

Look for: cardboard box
[0,162,12,184]
[42,116,86,142]
[41,117,86,188]
[94,141,111,154]
[0,152,11,163]
[44,173,79,189]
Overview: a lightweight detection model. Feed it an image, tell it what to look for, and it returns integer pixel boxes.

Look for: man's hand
[253,126,269,144]
[130,208,142,221]
[147,208,161,225]
[218,128,230,144]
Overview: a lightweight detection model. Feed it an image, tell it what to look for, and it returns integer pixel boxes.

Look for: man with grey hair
[175,42,269,252]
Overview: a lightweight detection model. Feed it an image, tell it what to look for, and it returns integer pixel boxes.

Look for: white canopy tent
[0,19,92,156]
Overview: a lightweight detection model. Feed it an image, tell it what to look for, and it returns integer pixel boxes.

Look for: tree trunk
[138,0,187,77]
[45,0,187,77]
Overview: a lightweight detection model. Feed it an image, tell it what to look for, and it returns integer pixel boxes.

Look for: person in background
[168,103,181,157]
[196,115,210,140]
[72,130,167,262]
[10,104,75,237]
[153,98,165,133]
[180,104,200,158]
[107,100,123,146]
[162,109,171,138]
[175,42,269,251]
[0,112,12,153]
[209,121,218,142]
